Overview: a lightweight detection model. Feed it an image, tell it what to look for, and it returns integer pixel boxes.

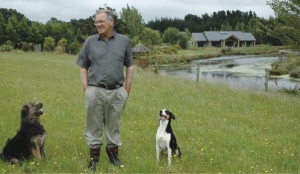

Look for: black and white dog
[156,109,181,166]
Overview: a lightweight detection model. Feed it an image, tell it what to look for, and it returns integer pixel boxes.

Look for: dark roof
[191,33,207,42]
[191,31,256,42]
[132,43,150,53]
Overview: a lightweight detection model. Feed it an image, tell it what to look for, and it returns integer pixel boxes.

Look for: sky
[0,0,275,23]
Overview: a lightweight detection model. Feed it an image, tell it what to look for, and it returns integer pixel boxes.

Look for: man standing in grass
[76,10,134,171]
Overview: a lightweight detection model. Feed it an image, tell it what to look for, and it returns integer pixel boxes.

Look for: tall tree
[0,13,6,44]
[268,0,300,49]
[163,27,180,44]
[234,21,245,32]
[177,33,189,49]
[139,27,161,47]
[16,17,30,42]
[5,22,18,44]
[28,22,44,44]
[45,21,54,37]
[121,4,145,39]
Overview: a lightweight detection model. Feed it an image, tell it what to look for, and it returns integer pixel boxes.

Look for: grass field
[0,52,299,173]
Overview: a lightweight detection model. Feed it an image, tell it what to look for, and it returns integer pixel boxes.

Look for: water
[159,55,300,91]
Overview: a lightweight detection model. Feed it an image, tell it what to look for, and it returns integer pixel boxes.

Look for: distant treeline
[146,10,281,45]
[0,8,281,53]
[148,10,258,32]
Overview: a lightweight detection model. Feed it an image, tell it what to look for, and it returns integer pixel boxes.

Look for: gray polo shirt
[76,31,134,86]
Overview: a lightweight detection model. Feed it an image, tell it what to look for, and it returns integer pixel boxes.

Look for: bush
[0,41,13,52]
[221,47,232,55]
[21,42,32,52]
[270,57,300,77]
[54,45,64,54]
[66,40,81,55]
[152,45,178,55]
[279,85,300,95]
[290,67,300,78]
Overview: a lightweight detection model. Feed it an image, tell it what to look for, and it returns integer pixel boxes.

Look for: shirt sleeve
[124,37,134,67]
[76,39,91,70]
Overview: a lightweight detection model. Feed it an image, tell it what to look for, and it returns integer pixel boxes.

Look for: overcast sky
[1,0,274,23]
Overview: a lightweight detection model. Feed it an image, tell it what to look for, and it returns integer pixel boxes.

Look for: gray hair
[95,10,114,20]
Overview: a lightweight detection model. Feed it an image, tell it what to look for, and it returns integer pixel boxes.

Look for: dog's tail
[0,153,3,161]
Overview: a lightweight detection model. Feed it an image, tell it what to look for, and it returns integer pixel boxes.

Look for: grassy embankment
[0,52,299,173]
[146,45,284,65]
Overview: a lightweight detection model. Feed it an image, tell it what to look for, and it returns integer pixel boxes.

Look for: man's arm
[80,68,89,92]
[125,65,134,95]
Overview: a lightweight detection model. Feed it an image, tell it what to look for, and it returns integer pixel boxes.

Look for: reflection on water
[160,56,300,91]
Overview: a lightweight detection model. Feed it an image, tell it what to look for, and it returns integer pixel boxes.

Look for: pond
[159,55,300,91]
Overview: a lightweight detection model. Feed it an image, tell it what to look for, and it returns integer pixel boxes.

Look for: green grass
[0,52,299,173]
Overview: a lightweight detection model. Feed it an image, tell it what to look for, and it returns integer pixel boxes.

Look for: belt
[89,84,123,90]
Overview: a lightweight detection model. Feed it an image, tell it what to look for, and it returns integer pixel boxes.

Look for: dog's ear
[166,110,175,120]
[21,105,29,118]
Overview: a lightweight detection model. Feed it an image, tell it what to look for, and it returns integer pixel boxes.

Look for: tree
[121,4,145,39]
[163,27,180,44]
[162,27,188,49]
[28,21,45,44]
[184,28,191,38]
[66,39,81,54]
[58,38,67,52]
[16,17,30,42]
[139,27,161,47]
[5,22,18,44]
[268,0,300,50]
[44,21,54,37]
[177,33,189,49]
[43,36,55,51]
[0,13,6,44]
[234,21,245,31]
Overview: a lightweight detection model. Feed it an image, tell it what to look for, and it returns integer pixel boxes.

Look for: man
[76,10,134,171]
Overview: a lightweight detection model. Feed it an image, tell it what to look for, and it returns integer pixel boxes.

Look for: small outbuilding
[132,43,150,58]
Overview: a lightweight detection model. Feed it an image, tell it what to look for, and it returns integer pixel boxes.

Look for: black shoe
[106,146,124,168]
[87,159,96,171]
[87,147,100,171]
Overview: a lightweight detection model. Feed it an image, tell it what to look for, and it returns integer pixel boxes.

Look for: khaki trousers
[84,86,128,148]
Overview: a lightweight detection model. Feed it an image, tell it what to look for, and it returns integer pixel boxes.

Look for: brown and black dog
[0,103,47,165]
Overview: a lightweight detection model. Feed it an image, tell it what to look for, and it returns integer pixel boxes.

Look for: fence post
[155,61,158,75]
[265,68,269,92]
[196,63,200,82]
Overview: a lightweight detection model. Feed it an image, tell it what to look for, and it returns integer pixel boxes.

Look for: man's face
[94,13,113,35]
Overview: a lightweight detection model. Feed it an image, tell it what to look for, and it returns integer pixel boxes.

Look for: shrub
[279,85,300,95]
[54,45,64,54]
[21,42,32,52]
[269,67,289,75]
[152,45,178,55]
[221,47,233,55]
[290,67,300,78]
[0,41,13,52]
[66,39,81,55]
[270,58,300,76]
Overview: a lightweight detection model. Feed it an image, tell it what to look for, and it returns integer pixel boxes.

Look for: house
[190,31,256,48]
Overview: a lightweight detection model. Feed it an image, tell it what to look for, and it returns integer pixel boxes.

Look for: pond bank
[158,55,300,91]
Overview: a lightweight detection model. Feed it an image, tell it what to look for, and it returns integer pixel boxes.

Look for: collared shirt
[76,31,134,86]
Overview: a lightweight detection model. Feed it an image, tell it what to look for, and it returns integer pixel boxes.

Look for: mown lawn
[0,52,299,173]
